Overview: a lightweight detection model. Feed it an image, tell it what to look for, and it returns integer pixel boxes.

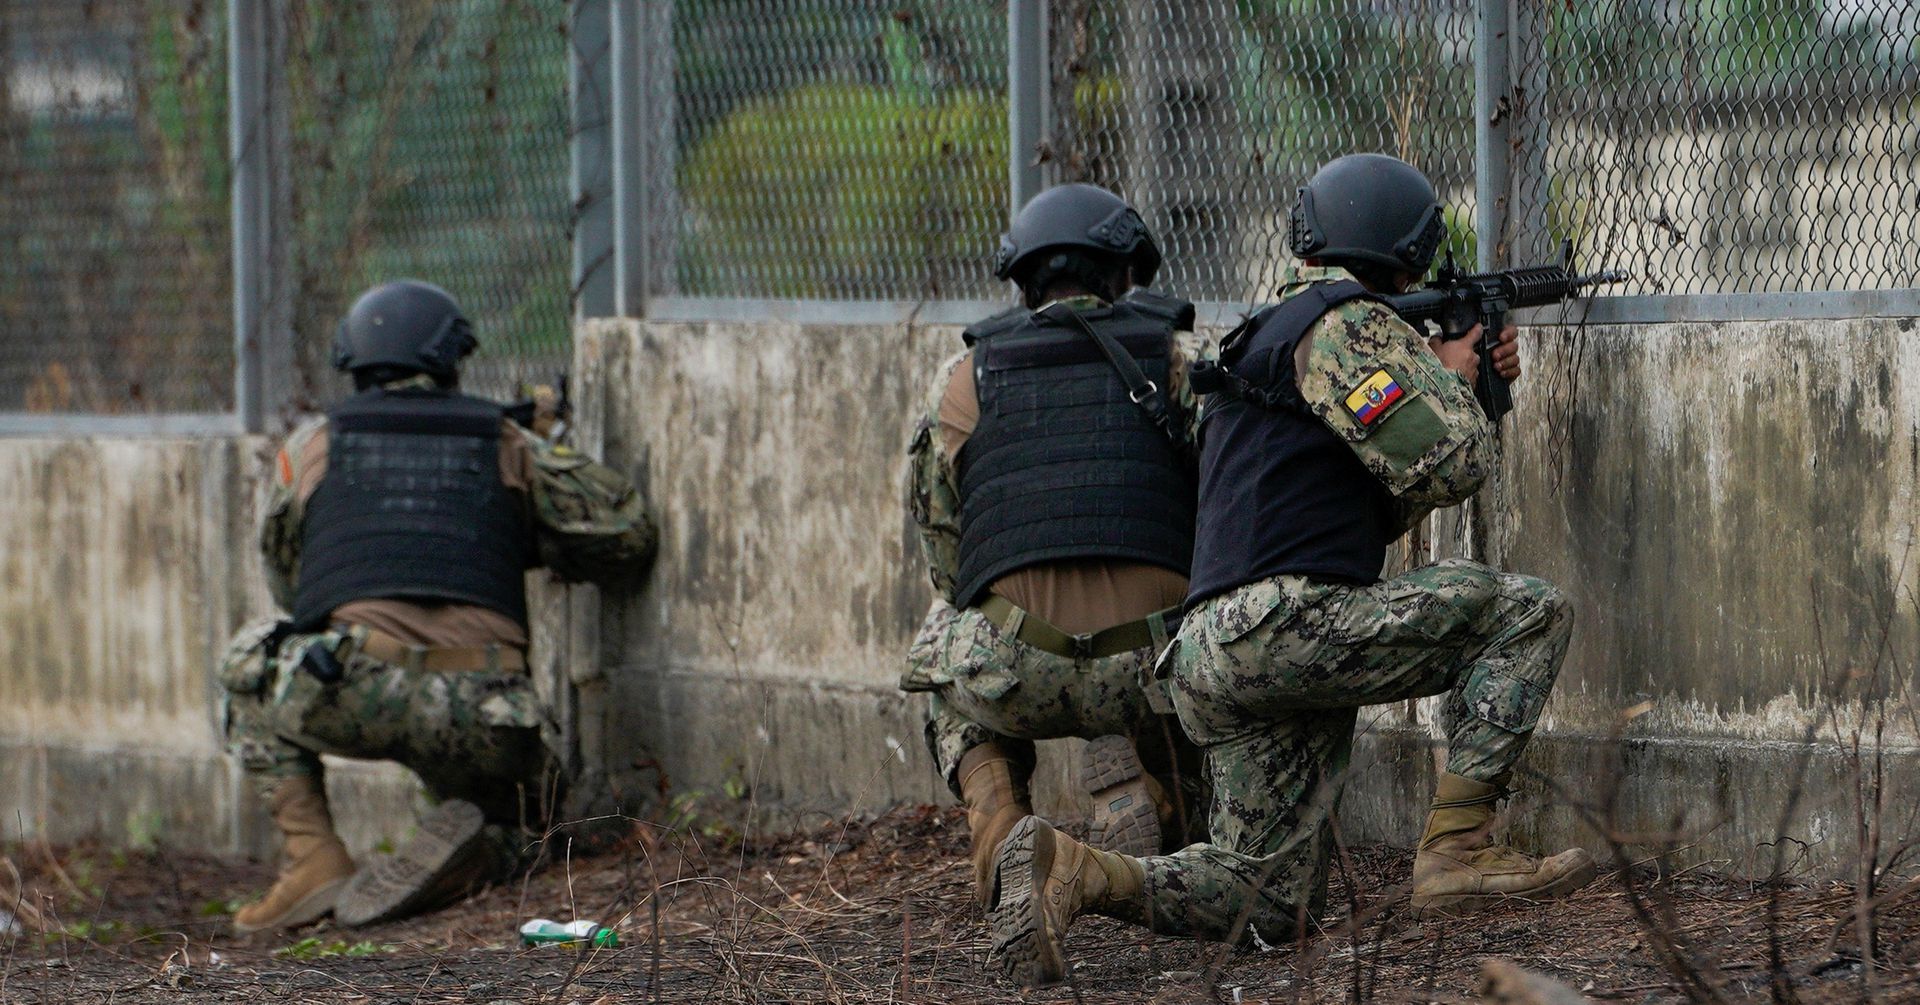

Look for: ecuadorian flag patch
[1344,370,1405,426]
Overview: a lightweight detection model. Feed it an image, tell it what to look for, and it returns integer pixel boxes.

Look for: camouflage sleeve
[906,353,966,603]
[526,431,659,587]
[257,418,325,612]
[1166,329,1217,453]
[1296,298,1495,512]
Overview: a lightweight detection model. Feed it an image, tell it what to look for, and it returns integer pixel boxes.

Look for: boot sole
[1082,736,1160,858]
[334,800,488,927]
[1410,857,1601,918]
[231,873,353,935]
[987,816,1069,989]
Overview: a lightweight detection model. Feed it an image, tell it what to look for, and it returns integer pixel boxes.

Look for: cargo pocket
[477,678,548,731]
[1349,580,1466,645]
[945,610,1022,703]
[1462,663,1549,734]
[217,617,284,696]
[898,601,964,693]
[1208,580,1288,645]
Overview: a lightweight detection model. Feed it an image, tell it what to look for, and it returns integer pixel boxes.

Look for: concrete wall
[3,312,1916,882]
[0,437,457,858]
[573,313,1920,879]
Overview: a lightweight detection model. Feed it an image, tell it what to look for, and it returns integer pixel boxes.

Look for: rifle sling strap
[1037,301,1175,440]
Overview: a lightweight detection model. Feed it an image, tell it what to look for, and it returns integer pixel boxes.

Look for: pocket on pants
[217,617,284,696]
[475,676,548,731]
[944,611,1022,703]
[898,600,964,693]
[1206,580,1290,645]
[1356,581,1468,644]
[1463,663,1549,733]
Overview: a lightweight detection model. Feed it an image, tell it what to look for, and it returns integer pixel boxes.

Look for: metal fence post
[229,0,292,434]
[1008,0,1047,215]
[610,0,645,318]
[570,0,616,318]
[1474,0,1514,271]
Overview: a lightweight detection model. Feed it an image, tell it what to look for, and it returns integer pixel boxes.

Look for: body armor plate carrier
[291,389,530,631]
[952,299,1197,610]
[1185,281,1399,607]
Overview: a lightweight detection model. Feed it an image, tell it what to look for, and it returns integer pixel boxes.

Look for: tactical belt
[976,595,1181,660]
[348,626,527,674]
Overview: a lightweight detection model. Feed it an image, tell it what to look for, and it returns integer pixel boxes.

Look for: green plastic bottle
[519,919,618,948]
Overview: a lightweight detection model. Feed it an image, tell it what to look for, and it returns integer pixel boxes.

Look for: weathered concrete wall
[575,314,1920,879]
[3,313,1916,884]
[0,437,437,858]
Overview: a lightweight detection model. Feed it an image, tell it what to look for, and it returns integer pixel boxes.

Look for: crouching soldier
[900,184,1210,908]
[219,280,656,933]
[987,155,1595,987]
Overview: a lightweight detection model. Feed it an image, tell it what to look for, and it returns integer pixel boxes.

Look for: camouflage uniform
[899,302,1212,799]
[221,403,656,823]
[1132,266,1572,942]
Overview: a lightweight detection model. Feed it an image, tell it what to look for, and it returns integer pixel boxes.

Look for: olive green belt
[976,595,1180,660]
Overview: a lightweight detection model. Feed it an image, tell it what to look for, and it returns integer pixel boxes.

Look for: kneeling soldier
[901,184,1209,908]
[988,155,1595,987]
[220,280,656,933]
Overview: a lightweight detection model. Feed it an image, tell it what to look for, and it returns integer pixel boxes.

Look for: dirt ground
[2,804,1917,1004]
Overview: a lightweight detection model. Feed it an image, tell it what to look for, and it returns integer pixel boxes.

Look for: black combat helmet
[1288,153,1445,275]
[330,280,477,384]
[994,183,1163,296]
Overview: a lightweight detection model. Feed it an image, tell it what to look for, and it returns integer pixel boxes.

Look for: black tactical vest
[290,388,530,631]
[951,299,1197,610]
[1185,281,1398,607]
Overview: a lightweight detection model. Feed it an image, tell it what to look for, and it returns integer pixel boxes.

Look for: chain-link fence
[668,0,1008,301]
[8,1,1920,419]
[1513,0,1920,295]
[284,0,572,405]
[0,0,572,418]
[0,1,232,414]
[1039,1,1477,305]
[652,0,1919,306]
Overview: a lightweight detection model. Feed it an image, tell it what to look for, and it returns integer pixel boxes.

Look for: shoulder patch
[1344,369,1408,428]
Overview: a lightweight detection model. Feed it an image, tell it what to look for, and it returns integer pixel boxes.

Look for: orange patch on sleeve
[276,449,293,486]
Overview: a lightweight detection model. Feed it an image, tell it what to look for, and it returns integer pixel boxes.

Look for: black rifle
[1383,252,1628,422]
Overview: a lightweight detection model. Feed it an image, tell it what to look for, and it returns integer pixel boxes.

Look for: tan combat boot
[334,799,501,927]
[1082,735,1167,857]
[1411,773,1597,917]
[958,742,1033,908]
[233,775,358,934]
[988,815,1146,989]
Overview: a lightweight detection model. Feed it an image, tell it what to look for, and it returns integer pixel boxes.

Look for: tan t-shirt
[939,363,1189,636]
[286,422,535,650]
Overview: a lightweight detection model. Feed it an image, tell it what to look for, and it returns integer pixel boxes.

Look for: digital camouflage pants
[1134,558,1572,944]
[900,601,1201,819]
[218,620,558,826]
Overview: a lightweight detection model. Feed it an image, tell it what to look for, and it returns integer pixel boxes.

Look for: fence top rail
[641,290,1920,331]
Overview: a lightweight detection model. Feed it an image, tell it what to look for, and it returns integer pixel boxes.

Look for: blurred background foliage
[284,0,571,404]
[1,0,1914,411]
[672,0,1008,300]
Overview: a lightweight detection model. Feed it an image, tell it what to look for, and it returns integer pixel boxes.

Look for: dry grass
[1,802,1916,1004]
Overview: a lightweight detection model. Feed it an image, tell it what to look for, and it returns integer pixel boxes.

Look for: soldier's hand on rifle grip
[1489,323,1521,382]
[1429,330,1481,383]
